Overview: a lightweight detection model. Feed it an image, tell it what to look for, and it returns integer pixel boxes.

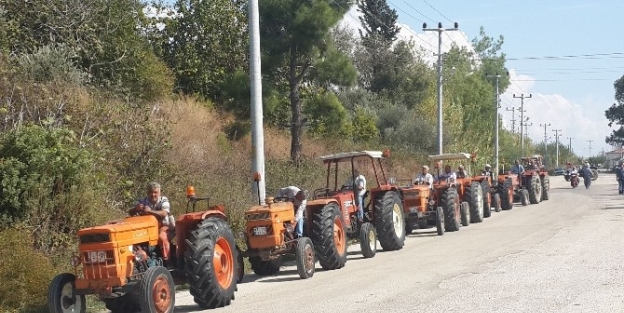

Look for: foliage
[16,44,87,85]
[0,227,57,313]
[605,74,624,145]
[304,92,351,138]
[158,0,249,100]
[357,0,400,42]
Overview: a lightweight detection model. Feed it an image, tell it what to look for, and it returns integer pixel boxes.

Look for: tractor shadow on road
[174,305,205,313]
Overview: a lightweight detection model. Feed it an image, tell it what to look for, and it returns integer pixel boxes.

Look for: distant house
[605,148,624,168]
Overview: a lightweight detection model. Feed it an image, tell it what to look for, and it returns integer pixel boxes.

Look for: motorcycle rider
[569,166,579,188]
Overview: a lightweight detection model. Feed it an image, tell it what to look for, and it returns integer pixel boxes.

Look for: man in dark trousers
[581,164,592,189]
[617,163,624,194]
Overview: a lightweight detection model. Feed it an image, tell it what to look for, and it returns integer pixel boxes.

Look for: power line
[511,78,613,82]
[401,0,435,23]
[421,0,453,23]
[507,52,624,61]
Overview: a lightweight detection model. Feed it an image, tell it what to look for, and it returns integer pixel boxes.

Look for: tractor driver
[456,164,467,178]
[414,165,434,188]
[511,160,525,175]
[438,164,457,182]
[128,182,174,265]
[275,186,307,238]
[481,164,492,176]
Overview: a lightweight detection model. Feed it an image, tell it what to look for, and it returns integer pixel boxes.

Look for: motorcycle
[570,171,579,188]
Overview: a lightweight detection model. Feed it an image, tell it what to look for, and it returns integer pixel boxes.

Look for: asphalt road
[175,174,624,313]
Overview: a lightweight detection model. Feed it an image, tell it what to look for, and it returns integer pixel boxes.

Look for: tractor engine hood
[76,215,160,247]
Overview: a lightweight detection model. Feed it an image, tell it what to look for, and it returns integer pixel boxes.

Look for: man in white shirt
[353,169,367,223]
[275,186,307,237]
[414,165,434,188]
[438,164,457,181]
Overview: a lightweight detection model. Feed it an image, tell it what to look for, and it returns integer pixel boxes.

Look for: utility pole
[521,118,532,156]
[567,137,573,152]
[487,72,507,176]
[506,106,518,134]
[552,129,562,167]
[423,22,459,154]
[514,94,532,157]
[540,123,551,167]
[587,140,593,157]
[249,0,266,204]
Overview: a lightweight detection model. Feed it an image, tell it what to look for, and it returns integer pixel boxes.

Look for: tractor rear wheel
[311,203,347,270]
[359,222,377,258]
[500,179,514,210]
[492,193,502,212]
[541,176,550,201]
[442,188,461,232]
[47,273,86,313]
[138,266,175,313]
[103,294,139,313]
[374,191,406,251]
[527,176,542,204]
[481,180,492,218]
[184,217,238,309]
[295,237,315,279]
[467,182,484,223]
[249,257,280,276]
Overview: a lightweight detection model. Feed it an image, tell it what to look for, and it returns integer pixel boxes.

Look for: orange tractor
[237,173,316,280]
[429,153,485,227]
[47,186,240,313]
[305,150,406,266]
[496,162,530,209]
[520,155,550,203]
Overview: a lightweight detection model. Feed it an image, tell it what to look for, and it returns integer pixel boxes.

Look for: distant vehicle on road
[553,168,566,176]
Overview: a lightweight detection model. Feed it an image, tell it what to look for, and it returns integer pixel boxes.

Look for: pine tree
[357,0,400,43]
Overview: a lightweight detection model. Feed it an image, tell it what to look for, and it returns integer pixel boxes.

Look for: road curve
[174,175,624,313]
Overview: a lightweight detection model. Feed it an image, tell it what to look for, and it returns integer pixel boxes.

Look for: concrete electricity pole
[514,94,532,157]
[540,123,551,167]
[423,22,459,154]
[587,140,593,157]
[552,129,562,167]
[249,0,266,204]
[567,137,573,152]
[487,72,507,176]
[506,106,518,134]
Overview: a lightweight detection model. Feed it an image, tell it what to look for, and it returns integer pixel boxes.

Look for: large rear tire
[184,217,238,309]
[47,273,86,313]
[467,182,484,223]
[295,237,315,279]
[442,188,461,232]
[138,266,175,313]
[527,175,542,204]
[311,203,347,270]
[359,222,377,258]
[374,191,406,251]
[500,179,514,211]
[481,180,492,218]
[541,176,550,201]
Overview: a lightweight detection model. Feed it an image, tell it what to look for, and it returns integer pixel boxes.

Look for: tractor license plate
[253,226,267,236]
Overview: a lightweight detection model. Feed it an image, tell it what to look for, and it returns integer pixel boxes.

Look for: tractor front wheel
[500,180,514,210]
[47,273,86,313]
[295,237,315,279]
[481,180,492,218]
[249,257,280,276]
[359,222,377,258]
[184,217,239,309]
[103,294,140,313]
[138,266,175,313]
[492,193,502,212]
[460,202,470,227]
[374,191,406,251]
[435,206,445,236]
[528,176,542,204]
[311,203,347,270]
[541,176,550,201]
[521,189,529,206]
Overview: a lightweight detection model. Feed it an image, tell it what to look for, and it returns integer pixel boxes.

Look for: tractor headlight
[70,255,81,267]
[134,251,145,262]
[238,231,246,240]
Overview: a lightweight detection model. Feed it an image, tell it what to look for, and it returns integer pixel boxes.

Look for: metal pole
[487,73,504,175]
[514,94,532,156]
[423,22,459,155]
[249,0,266,204]
[506,106,517,134]
[540,123,550,167]
[553,129,562,167]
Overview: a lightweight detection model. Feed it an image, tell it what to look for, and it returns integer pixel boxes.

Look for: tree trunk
[289,44,302,166]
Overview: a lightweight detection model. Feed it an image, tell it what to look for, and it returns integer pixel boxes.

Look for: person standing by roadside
[617,163,624,194]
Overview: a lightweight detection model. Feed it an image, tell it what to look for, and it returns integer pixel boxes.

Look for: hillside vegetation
[0,0,584,312]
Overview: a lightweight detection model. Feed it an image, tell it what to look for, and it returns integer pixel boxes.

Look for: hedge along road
[174,175,624,313]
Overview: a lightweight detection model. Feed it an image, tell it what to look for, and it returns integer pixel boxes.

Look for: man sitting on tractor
[481,164,492,176]
[511,160,525,175]
[456,164,467,178]
[275,186,308,237]
[438,164,457,182]
[344,169,367,224]
[128,182,175,266]
[414,165,434,188]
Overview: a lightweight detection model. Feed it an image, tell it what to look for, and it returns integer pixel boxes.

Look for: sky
[338,0,624,158]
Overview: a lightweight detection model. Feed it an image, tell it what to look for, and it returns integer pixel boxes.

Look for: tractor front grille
[80,233,111,244]
[246,212,270,221]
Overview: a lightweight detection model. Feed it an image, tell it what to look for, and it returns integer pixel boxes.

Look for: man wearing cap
[275,186,307,237]
[456,164,468,178]
[481,164,492,176]
[415,165,434,188]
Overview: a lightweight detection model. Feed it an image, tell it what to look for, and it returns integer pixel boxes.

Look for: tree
[605,75,624,145]
[259,0,354,164]
[159,0,249,100]
[357,0,400,42]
